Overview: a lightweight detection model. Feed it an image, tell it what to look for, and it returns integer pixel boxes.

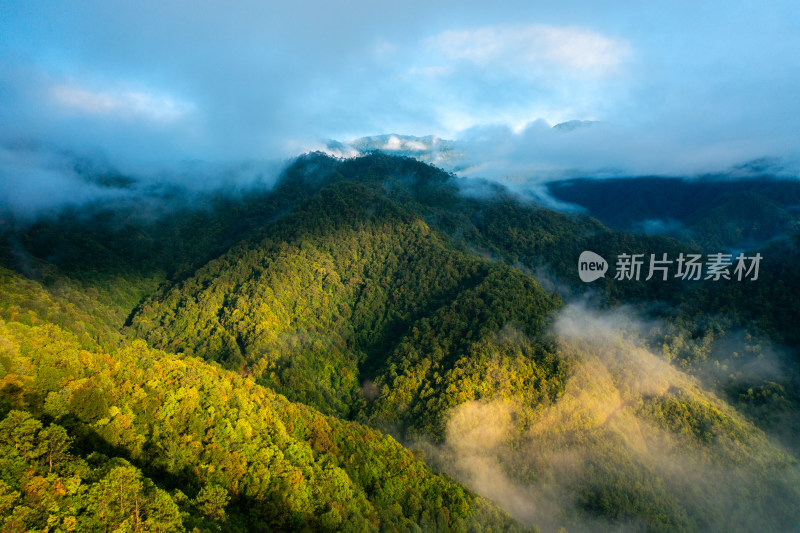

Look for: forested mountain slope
[1,152,799,532]
[0,265,526,532]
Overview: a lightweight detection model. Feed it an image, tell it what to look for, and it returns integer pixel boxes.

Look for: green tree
[194,484,229,522]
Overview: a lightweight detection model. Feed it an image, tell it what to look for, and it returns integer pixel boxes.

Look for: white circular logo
[578,251,608,282]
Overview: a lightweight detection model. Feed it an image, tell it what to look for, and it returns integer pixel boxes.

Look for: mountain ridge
[1,151,799,531]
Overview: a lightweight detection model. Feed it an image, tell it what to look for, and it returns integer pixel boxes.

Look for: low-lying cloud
[417,302,800,532]
[0,142,284,219]
[453,120,800,182]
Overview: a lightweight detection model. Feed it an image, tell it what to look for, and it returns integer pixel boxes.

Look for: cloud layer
[425,24,630,76]
[1,0,799,205]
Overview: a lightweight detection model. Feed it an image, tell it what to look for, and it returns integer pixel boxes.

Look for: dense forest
[1,152,799,532]
[546,174,800,251]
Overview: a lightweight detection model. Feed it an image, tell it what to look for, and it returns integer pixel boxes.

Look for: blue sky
[1,0,799,182]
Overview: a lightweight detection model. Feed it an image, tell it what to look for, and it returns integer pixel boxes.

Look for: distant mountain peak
[324,133,462,166]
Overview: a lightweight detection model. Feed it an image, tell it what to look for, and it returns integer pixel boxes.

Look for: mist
[2,1,800,214]
[0,141,285,220]
[452,120,800,184]
[416,302,800,532]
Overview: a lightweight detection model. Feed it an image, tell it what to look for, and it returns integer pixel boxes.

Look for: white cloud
[51,82,194,123]
[2,1,798,176]
[425,24,631,78]
[383,135,427,151]
[385,135,402,150]
[450,119,800,181]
